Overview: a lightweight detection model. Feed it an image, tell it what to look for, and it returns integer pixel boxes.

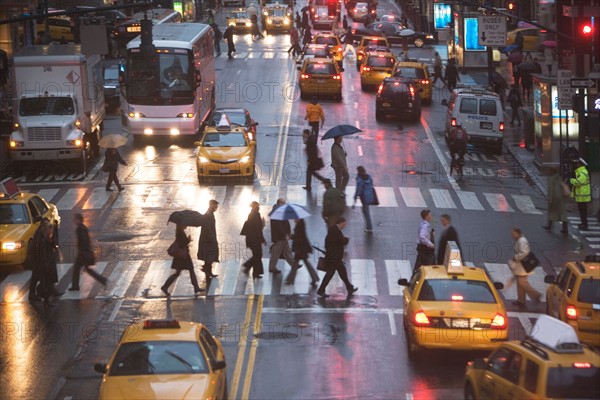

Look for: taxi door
[547,266,572,319]
[479,347,522,400]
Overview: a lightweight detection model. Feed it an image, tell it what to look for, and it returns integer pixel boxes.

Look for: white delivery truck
[9,44,105,174]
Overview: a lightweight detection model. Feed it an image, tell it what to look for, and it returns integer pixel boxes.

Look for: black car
[352,22,436,47]
[375,77,421,121]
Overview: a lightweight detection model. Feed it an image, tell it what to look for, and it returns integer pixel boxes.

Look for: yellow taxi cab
[464,315,600,400]
[0,178,60,267]
[391,60,432,104]
[544,259,600,347]
[398,242,508,358]
[312,31,343,68]
[226,8,253,33]
[95,319,228,400]
[355,36,389,70]
[195,114,256,183]
[359,48,395,90]
[506,27,542,52]
[297,57,343,101]
[262,3,292,34]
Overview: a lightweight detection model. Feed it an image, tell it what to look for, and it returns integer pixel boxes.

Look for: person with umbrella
[161,224,204,296]
[267,199,300,274]
[488,70,508,107]
[295,11,302,31]
[198,199,220,279]
[301,10,309,36]
[305,96,325,137]
[223,24,236,59]
[518,61,537,102]
[211,23,222,56]
[287,217,319,287]
[331,136,349,192]
[102,143,127,192]
[241,201,266,278]
[316,217,358,298]
[302,26,313,46]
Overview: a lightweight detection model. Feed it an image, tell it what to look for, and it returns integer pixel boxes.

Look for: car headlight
[2,240,24,252]
[239,156,250,163]
[178,113,194,118]
[246,21,252,27]
[66,139,83,147]
[198,156,209,163]
[10,140,24,148]
[426,34,434,39]
[267,17,273,24]
[284,18,290,24]
[128,112,145,118]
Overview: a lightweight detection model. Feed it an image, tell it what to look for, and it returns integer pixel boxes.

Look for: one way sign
[478,16,507,47]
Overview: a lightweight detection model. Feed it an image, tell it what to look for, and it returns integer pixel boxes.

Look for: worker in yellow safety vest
[570,158,591,230]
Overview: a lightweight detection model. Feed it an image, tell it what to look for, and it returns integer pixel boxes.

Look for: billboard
[464,17,485,51]
[434,4,452,29]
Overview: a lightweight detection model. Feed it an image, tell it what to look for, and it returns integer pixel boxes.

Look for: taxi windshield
[367,56,395,67]
[270,8,287,17]
[393,67,425,80]
[306,63,336,74]
[546,366,600,399]
[418,279,496,303]
[315,36,338,46]
[577,278,600,304]
[0,204,30,224]
[108,340,209,376]
[203,132,247,147]
[211,111,246,126]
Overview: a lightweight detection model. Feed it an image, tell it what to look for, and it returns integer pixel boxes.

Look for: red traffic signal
[507,2,517,11]
[582,24,592,36]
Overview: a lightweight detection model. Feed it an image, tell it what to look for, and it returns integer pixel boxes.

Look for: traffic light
[507,1,517,12]
[580,19,593,37]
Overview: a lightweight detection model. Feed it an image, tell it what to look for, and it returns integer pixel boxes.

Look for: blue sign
[464,18,485,51]
[434,4,452,30]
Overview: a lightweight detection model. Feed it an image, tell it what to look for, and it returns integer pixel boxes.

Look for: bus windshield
[127,50,194,105]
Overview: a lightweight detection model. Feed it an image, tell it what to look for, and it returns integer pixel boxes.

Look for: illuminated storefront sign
[464,17,485,51]
[434,4,452,29]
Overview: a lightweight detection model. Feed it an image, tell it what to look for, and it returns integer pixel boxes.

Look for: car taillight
[491,313,506,329]
[352,29,356,34]
[451,294,463,301]
[566,305,578,320]
[377,84,383,94]
[573,362,592,368]
[332,75,341,80]
[353,8,357,12]
[301,74,310,79]
[409,86,415,97]
[499,122,505,131]
[362,66,371,71]
[451,118,457,126]
[414,311,430,326]
[421,79,429,84]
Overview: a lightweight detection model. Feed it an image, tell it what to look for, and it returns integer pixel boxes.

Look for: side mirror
[397,278,409,286]
[441,99,448,106]
[94,363,107,374]
[472,358,487,370]
[297,66,301,70]
[493,282,504,290]
[212,360,227,371]
[34,215,43,223]
[251,121,259,126]
[544,275,556,284]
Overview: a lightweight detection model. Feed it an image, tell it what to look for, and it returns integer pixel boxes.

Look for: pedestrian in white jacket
[507,228,542,308]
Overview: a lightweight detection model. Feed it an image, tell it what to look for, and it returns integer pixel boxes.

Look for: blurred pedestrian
[317,217,357,298]
[508,84,522,126]
[211,23,222,56]
[304,130,325,191]
[223,25,236,58]
[162,224,204,296]
[512,61,521,87]
[507,228,541,307]
[302,10,309,33]
[69,213,107,291]
[436,214,461,264]
[514,30,524,51]
[303,26,312,46]
[352,166,376,232]
[520,69,533,102]
[288,25,301,56]
[544,46,554,75]
[198,199,220,279]
[103,147,127,192]
[342,15,348,31]
[532,57,542,74]
[241,201,266,278]
[448,122,467,165]
[444,58,460,92]
[432,51,445,86]
[250,13,264,39]
[331,136,349,192]
[543,167,568,235]
[414,209,435,270]
[570,158,591,230]
[342,27,356,57]
[295,11,302,30]
[305,96,325,136]
[29,220,62,306]
[268,199,299,274]
[322,179,346,227]
[286,218,320,286]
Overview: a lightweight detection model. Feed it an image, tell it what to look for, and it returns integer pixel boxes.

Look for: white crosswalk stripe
[430,189,457,209]
[483,193,514,212]
[97,260,143,299]
[511,194,542,215]
[61,262,109,299]
[399,187,427,207]
[385,259,411,296]
[36,188,61,203]
[82,187,113,210]
[55,188,87,210]
[456,191,485,210]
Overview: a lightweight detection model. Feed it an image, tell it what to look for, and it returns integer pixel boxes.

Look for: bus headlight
[170,128,180,135]
[10,140,24,148]
[129,112,145,119]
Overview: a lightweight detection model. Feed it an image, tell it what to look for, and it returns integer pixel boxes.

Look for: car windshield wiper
[165,351,195,373]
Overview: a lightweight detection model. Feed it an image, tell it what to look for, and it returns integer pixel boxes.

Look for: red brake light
[409,86,415,97]
[421,80,429,84]
[414,311,430,326]
[333,74,341,80]
[499,122,505,131]
[573,362,592,368]
[491,314,506,329]
[363,66,371,71]
[566,305,578,320]
[451,294,464,301]
[451,118,457,127]
[301,74,310,79]
[353,8,357,12]
[143,319,180,329]
[378,54,384,58]
[377,84,383,94]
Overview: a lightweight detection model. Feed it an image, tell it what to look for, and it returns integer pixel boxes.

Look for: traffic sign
[477,16,507,47]
[570,78,596,88]
[557,69,574,110]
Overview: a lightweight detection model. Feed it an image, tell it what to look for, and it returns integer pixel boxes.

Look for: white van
[444,87,505,154]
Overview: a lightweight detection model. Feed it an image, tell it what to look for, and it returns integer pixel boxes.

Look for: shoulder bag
[521,252,540,273]
[168,241,188,258]
[371,187,379,206]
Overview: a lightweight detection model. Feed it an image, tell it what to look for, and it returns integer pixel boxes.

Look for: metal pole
[559,108,563,173]
[43,0,49,44]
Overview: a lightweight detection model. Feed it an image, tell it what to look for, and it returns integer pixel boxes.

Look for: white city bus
[121,23,215,139]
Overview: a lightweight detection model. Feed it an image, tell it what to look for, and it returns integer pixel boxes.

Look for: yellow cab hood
[199,146,252,161]
[0,224,31,242]
[100,374,210,400]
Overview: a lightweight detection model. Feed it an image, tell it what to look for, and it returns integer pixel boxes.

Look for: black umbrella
[488,71,508,90]
[168,210,205,227]
[301,5,310,12]
[517,62,536,72]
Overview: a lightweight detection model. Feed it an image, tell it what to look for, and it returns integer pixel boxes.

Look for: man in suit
[268,199,299,274]
[198,200,219,279]
[317,217,358,298]
[436,214,462,265]
[414,209,435,270]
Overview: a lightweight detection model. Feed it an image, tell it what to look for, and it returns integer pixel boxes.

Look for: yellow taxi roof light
[216,114,232,130]
[0,178,21,199]
[143,319,181,329]
[528,315,582,352]
[444,241,463,274]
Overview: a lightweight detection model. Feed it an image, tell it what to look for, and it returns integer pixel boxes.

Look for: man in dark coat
[28,219,62,305]
[301,11,309,34]
[444,58,460,92]
[304,130,325,191]
[69,213,107,291]
[436,214,462,265]
[104,147,127,192]
[223,25,236,58]
[242,201,266,278]
[267,199,299,274]
[286,218,320,286]
[317,217,357,298]
[198,199,219,279]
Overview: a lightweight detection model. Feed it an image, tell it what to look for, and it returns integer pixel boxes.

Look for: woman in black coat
[104,147,127,192]
[161,225,204,296]
[286,218,319,286]
[30,220,61,305]
[241,201,266,278]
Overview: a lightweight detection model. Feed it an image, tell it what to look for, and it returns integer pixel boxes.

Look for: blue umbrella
[501,43,519,54]
[268,204,311,220]
[321,124,363,140]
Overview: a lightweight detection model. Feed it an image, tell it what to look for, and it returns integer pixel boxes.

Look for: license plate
[452,318,470,328]
[127,26,141,33]
[480,122,493,130]
[382,102,391,107]
[219,168,230,173]
[318,80,325,83]
[408,103,413,108]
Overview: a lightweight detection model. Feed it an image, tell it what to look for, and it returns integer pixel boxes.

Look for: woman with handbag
[286,218,319,287]
[352,166,376,233]
[507,227,541,308]
[69,213,107,291]
[161,225,204,296]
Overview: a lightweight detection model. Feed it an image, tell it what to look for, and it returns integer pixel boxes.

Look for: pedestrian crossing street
[568,216,600,249]
[216,50,435,65]
[27,184,544,215]
[0,257,550,303]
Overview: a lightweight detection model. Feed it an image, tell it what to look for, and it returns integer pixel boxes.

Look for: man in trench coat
[198,199,219,279]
